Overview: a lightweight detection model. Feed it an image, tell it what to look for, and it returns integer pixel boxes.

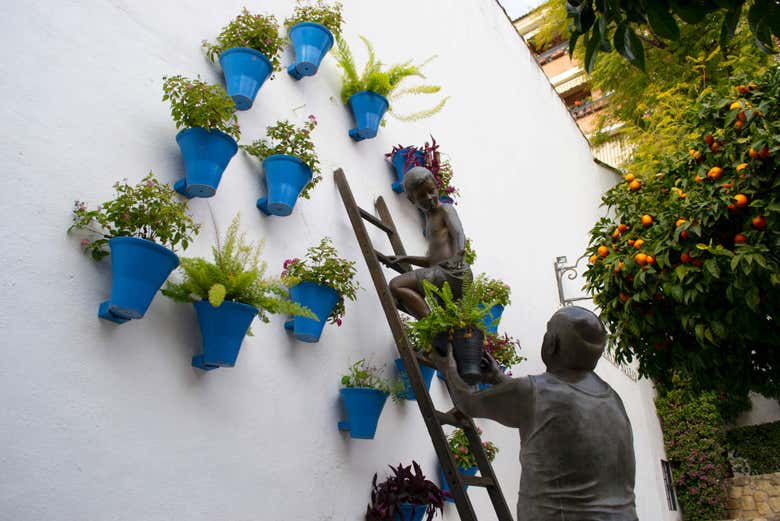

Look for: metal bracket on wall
[553,255,592,306]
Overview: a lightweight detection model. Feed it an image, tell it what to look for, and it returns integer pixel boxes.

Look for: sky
[498,0,546,19]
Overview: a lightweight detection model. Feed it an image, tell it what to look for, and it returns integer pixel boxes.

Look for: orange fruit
[707,166,723,179]
[760,145,771,158]
[635,253,648,266]
[612,229,620,239]
[618,223,629,232]
[619,293,629,303]
[694,175,703,183]
[737,110,747,122]
[676,219,687,227]
[730,101,742,110]
[680,230,689,239]
[646,255,655,265]
[736,163,748,172]
[722,182,734,189]
[633,239,645,249]
[589,255,598,264]
[752,215,767,230]
[629,180,641,191]
[641,215,653,226]
[598,245,609,257]
[734,233,747,244]
[679,192,686,199]
[728,203,737,212]
[614,261,624,273]
[704,134,714,145]
[749,148,759,159]
[680,252,692,263]
[624,173,635,182]
[628,239,635,246]
[734,193,748,208]
[692,259,703,267]
[735,120,743,130]
[737,85,750,94]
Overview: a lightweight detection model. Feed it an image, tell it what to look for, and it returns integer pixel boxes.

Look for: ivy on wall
[726,420,780,475]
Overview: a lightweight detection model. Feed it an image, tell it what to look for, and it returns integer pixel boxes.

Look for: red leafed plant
[387,136,458,202]
[365,461,445,521]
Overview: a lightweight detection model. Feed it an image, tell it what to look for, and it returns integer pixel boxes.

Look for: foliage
[464,238,477,265]
[527,1,569,52]
[162,75,240,140]
[484,333,524,372]
[70,172,199,261]
[565,0,779,74]
[726,420,780,475]
[447,427,498,469]
[161,215,314,327]
[284,0,344,38]
[282,238,359,324]
[341,359,405,403]
[401,317,429,355]
[241,115,322,199]
[412,278,492,350]
[365,461,445,521]
[584,67,780,418]
[655,377,728,520]
[472,273,512,307]
[386,136,458,201]
[202,8,284,73]
[331,35,448,122]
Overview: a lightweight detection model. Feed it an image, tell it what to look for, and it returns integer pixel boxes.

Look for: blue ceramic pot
[174,127,238,198]
[287,22,334,80]
[347,91,389,141]
[337,387,389,439]
[480,303,505,334]
[219,47,272,110]
[439,465,478,503]
[394,502,427,521]
[395,357,435,401]
[284,281,340,343]
[191,300,258,371]
[98,237,179,324]
[256,155,313,217]
[390,147,425,193]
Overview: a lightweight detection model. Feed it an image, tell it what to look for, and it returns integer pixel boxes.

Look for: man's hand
[480,352,507,385]
[429,339,457,375]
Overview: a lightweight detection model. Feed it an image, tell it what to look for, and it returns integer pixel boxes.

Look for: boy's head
[541,306,607,371]
[404,167,440,212]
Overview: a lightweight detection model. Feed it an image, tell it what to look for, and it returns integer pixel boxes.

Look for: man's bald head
[541,306,607,371]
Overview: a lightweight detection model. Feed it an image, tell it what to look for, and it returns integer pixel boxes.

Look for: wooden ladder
[334,169,514,521]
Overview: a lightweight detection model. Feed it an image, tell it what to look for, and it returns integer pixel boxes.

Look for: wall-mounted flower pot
[256,155,312,217]
[337,387,388,439]
[173,127,238,198]
[439,464,478,503]
[395,357,435,401]
[287,22,334,80]
[283,281,340,342]
[98,237,179,324]
[390,147,424,193]
[395,503,427,521]
[347,90,389,141]
[191,300,258,371]
[433,328,484,384]
[479,303,505,334]
[219,47,272,110]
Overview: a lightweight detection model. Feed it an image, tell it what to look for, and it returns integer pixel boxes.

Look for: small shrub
[202,8,284,73]
[365,461,445,521]
[447,427,498,469]
[726,420,780,475]
[472,274,512,307]
[341,359,405,403]
[162,75,240,140]
[387,136,458,201]
[284,0,344,38]
[483,333,524,371]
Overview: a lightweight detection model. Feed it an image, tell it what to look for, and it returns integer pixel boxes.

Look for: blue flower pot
[191,300,258,371]
[219,47,272,110]
[395,503,427,521]
[173,127,238,198]
[287,22,334,80]
[480,303,505,334]
[440,465,478,503]
[284,281,340,343]
[395,357,435,401]
[337,387,389,439]
[256,155,313,217]
[390,148,425,193]
[347,91,389,141]
[98,237,179,324]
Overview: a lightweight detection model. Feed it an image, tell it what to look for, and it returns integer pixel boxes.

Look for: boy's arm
[442,206,466,260]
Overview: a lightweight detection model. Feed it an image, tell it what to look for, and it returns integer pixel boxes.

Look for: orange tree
[584,66,779,418]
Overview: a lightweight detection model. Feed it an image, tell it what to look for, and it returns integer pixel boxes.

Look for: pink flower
[283,258,300,269]
[308,114,317,121]
[302,129,310,136]
[121,213,130,222]
[80,239,90,248]
[336,318,343,327]
[146,180,154,187]
[458,446,468,454]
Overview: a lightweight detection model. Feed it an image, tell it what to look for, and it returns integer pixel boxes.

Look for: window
[661,460,678,511]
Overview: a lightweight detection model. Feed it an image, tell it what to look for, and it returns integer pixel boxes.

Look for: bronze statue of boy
[386,167,470,319]
[433,306,638,521]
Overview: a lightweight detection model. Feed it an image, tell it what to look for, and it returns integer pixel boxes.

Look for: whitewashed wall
[0,0,678,519]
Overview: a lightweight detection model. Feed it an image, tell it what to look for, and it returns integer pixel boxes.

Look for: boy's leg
[389,270,430,319]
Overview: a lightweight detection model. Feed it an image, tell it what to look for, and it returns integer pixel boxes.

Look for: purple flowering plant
[162,75,240,140]
[483,333,524,371]
[69,172,199,261]
[202,8,284,74]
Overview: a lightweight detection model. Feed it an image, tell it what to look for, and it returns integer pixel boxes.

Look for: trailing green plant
[162,75,240,140]
[341,359,405,403]
[726,420,780,475]
[284,0,344,38]
[161,215,314,327]
[387,136,459,201]
[70,172,200,261]
[655,375,728,520]
[401,317,429,354]
[241,115,321,199]
[202,8,284,73]
[332,35,448,122]
[484,333,524,372]
[447,427,498,469]
[472,274,512,307]
[464,238,477,265]
[365,461,445,521]
[282,237,359,325]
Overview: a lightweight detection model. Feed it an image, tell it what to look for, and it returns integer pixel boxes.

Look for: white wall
[0,0,677,519]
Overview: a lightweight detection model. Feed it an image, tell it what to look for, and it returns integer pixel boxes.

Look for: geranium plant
[241,115,322,199]
[69,172,200,261]
[162,75,240,140]
[284,0,344,38]
[387,136,458,201]
[365,461,446,521]
[448,427,498,469]
[282,237,359,325]
[332,36,448,122]
[484,333,524,373]
[202,8,284,73]
[161,215,313,327]
[341,359,405,403]
[472,274,512,307]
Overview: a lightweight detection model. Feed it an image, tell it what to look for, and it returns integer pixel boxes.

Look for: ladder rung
[462,475,496,488]
[359,207,394,236]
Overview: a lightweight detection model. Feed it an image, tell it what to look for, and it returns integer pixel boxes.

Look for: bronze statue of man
[433,306,638,521]
[386,167,470,319]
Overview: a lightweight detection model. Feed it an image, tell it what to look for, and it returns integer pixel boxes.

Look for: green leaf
[719,3,743,49]
[745,286,760,311]
[584,23,602,73]
[613,23,646,71]
[645,2,680,40]
[669,0,710,24]
[704,259,720,278]
[749,0,777,53]
[208,283,226,307]
[568,31,582,58]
